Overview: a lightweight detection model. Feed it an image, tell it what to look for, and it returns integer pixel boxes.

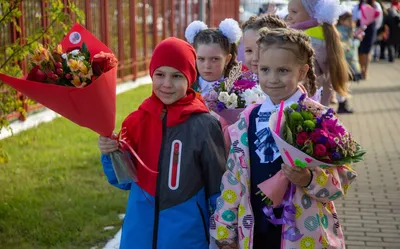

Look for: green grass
[0,85,152,249]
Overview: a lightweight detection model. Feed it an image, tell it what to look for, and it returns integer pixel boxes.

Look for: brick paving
[335,61,400,249]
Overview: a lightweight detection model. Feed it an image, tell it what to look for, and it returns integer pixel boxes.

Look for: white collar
[198,76,223,96]
[253,88,304,163]
[258,88,304,114]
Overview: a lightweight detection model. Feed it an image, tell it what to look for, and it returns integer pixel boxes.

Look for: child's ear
[299,64,309,81]
[225,54,233,67]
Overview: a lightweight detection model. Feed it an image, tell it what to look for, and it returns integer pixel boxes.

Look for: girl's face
[152,66,188,105]
[243,29,260,75]
[287,0,311,25]
[196,43,232,82]
[258,46,309,104]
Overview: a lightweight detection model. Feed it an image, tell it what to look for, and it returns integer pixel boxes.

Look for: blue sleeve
[101,154,132,190]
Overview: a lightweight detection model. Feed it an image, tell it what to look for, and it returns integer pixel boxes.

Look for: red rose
[324,142,332,150]
[314,144,327,157]
[296,132,309,145]
[91,57,108,76]
[92,52,118,76]
[27,65,47,82]
[310,131,319,143]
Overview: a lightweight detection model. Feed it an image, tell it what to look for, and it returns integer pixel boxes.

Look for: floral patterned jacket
[210,101,357,249]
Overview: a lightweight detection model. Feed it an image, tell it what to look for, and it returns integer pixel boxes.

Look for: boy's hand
[98,136,119,155]
[282,164,312,187]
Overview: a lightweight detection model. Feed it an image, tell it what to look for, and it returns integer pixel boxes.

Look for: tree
[0,0,85,163]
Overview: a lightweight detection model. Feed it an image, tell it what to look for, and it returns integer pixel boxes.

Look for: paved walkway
[335,61,400,249]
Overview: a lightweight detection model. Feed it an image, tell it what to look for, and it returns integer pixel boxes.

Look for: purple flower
[233,79,256,91]
[318,136,328,144]
[212,81,221,90]
[332,151,342,160]
[322,108,335,119]
[316,117,322,126]
[321,119,346,137]
[216,101,226,112]
[310,129,328,144]
[204,91,218,102]
[298,93,306,103]
[241,71,258,82]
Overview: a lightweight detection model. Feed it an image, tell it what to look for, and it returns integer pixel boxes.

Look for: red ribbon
[115,128,159,174]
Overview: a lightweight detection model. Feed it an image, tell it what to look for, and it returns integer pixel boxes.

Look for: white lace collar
[198,77,222,97]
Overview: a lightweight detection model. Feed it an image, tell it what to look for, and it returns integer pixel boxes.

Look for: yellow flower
[71,74,82,87]
[31,52,42,65]
[79,63,88,74]
[68,59,82,72]
[54,44,63,54]
[34,44,45,54]
[37,45,49,61]
[79,67,93,80]
[31,44,49,64]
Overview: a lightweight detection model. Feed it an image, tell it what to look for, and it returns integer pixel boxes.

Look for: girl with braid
[287,0,350,105]
[241,15,288,75]
[210,28,356,249]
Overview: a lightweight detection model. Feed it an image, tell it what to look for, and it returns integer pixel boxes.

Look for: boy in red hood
[98,37,227,249]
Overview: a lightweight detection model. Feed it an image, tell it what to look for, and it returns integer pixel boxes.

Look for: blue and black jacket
[101,113,226,249]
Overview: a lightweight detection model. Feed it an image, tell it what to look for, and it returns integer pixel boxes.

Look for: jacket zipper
[152,107,167,249]
[196,202,210,244]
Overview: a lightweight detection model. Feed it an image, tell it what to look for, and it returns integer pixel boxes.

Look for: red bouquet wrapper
[0,24,117,136]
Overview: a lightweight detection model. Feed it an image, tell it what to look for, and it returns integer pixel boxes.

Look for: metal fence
[1,0,239,121]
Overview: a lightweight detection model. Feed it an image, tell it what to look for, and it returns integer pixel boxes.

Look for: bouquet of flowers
[27,42,117,88]
[257,94,364,224]
[204,63,264,124]
[278,98,364,165]
[0,24,143,184]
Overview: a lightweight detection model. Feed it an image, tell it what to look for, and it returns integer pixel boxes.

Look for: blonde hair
[322,23,349,96]
[257,28,317,96]
[242,15,288,32]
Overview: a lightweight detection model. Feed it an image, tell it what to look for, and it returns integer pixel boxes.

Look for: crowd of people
[95,0,380,248]
[261,0,399,113]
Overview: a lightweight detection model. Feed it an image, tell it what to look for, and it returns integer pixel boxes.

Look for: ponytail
[322,23,349,96]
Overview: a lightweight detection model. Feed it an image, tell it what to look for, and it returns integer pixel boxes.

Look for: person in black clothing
[384,6,400,62]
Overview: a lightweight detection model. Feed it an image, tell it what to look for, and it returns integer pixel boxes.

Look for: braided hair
[242,14,288,32]
[257,28,317,96]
